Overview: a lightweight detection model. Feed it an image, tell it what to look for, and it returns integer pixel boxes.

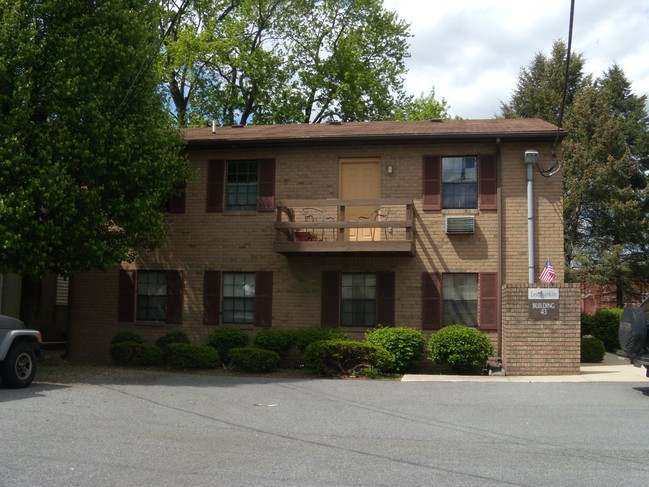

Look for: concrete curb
[401,353,649,383]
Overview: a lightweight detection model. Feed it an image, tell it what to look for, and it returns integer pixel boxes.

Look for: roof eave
[184,131,564,148]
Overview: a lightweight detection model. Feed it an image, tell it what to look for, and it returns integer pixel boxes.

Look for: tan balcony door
[340,158,380,241]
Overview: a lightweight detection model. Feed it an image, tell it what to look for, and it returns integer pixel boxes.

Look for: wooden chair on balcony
[356,207,391,241]
[303,207,335,240]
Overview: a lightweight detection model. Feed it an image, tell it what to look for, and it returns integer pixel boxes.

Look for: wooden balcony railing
[273,198,415,254]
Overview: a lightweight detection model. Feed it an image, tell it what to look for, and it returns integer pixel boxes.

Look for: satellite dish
[619,306,648,355]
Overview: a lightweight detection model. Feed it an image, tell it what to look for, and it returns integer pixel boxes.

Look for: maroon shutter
[422,272,442,330]
[321,271,340,327]
[203,270,221,325]
[167,183,186,214]
[423,155,441,210]
[376,272,395,326]
[118,269,136,322]
[257,158,276,212]
[254,272,273,326]
[479,154,497,210]
[479,272,498,330]
[206,159,225,212]
[166,270,183,324]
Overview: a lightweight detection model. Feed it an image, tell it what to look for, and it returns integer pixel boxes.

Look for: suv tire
[0,343,36,388]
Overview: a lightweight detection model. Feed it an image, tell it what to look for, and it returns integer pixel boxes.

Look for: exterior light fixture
[524,149,540,165]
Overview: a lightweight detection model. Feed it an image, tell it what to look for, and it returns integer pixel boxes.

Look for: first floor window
[442,273,478,327]
[442,156,477,209]
[341,273,376,327]
[226,160,258,211]
[222,272,256,324]
[136,271,167,321]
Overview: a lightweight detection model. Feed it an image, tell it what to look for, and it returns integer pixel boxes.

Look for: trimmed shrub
[581,336,606,363]
[230,347,281,373]
[156,330,191,358]
[207,327,250,362]
[303,339,393,377]
[167,343,220,369]
[293,327,349,352]
[365,326,426,373]
[110,331,145,346]
[580,312,594,337]
[109,342,163,367]
[428,325,494,370]
[253,329,295,359]
[589,308,623,352]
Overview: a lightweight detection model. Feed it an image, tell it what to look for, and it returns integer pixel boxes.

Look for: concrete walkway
[401,353,649,382]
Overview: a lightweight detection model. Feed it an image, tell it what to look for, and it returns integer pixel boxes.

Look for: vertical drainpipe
[496,138,503,357]
[526,158,535,283]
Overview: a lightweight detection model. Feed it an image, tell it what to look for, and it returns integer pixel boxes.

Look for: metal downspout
[527,161,535,283]
[496,138,503,357]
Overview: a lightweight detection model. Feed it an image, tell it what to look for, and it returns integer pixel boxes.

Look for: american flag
[539,259,556,284]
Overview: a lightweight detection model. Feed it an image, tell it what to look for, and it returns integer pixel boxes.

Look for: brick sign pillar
[501,283,580,375]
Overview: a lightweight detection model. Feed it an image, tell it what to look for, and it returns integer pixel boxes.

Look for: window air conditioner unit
[445,215,475,234]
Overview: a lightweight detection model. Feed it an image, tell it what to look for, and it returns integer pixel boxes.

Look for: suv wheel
[0,343,36,388]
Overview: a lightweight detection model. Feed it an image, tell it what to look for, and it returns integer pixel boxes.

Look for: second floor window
[226,160,258,211]
[442,156,477,209]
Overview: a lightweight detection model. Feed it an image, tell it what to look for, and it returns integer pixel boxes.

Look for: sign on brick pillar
[501,284,580,375]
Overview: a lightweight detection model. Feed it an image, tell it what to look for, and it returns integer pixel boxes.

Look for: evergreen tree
[500,40,590,124]
[501,42,649,306]
[563,73,649,305]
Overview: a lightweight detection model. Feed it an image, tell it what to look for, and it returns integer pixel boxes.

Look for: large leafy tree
[0,0,188,278]
[161,0,411,127]
[160,0,239,127]
[501,41,649,306]
[393,89,454,121]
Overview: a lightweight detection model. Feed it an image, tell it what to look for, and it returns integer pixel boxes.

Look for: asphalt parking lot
[2,368,649,487]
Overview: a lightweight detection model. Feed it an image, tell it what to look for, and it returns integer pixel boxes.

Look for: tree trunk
[20,276,42,329]
[616,280,624,308]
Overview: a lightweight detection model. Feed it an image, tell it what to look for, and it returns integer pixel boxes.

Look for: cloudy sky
[382,0,649,119]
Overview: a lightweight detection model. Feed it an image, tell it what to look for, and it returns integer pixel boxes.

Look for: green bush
[365,326,426,373]
[580,312,594,337]
[581,336,606,363]
[589,308,623,352]
[428,325,494,370]
[109,342,163,367]
[156,330,191,358]
[207,327,250,361]
[167,343,220,369]
[293,327,349,352]
[253,329,295,358]
[303,339,393,377]
[110,331,145,346]
[230,347,281,373]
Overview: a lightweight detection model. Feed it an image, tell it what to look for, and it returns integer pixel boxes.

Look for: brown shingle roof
[183,119,562,146]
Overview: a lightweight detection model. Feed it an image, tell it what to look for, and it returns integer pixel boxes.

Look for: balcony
[273,198,415,255]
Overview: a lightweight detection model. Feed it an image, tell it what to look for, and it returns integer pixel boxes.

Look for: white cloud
[383,0,649,119]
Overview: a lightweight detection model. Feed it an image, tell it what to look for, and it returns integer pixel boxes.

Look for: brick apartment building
[66,119,574,371]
